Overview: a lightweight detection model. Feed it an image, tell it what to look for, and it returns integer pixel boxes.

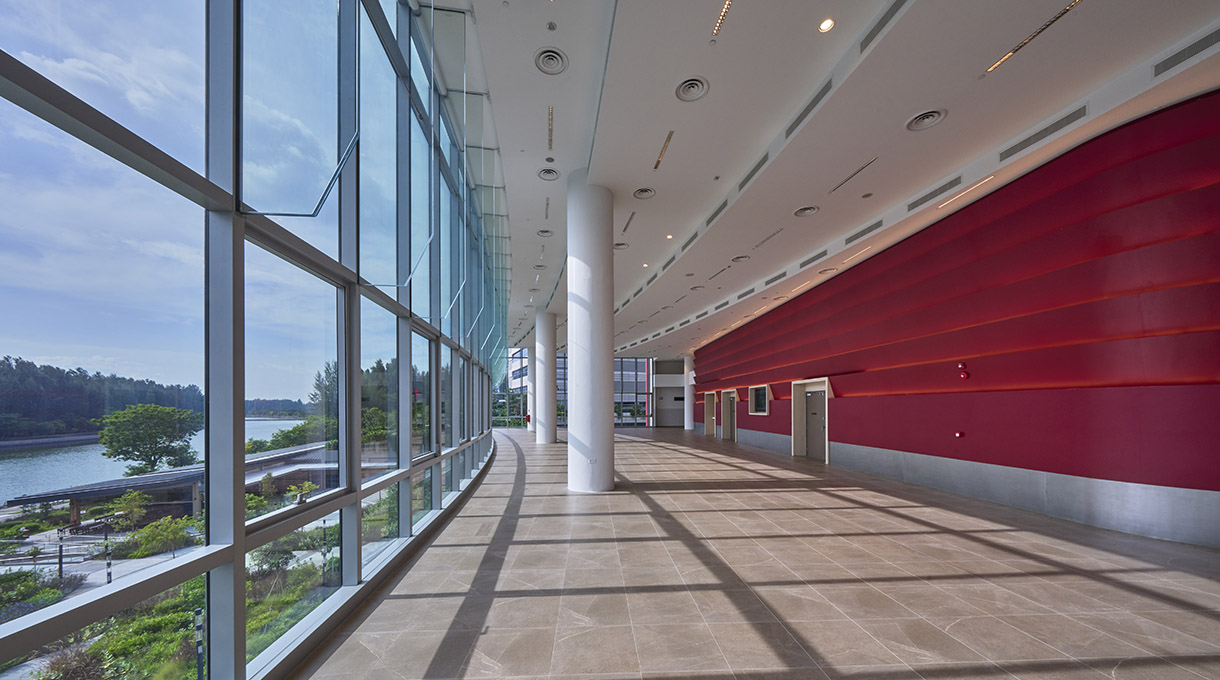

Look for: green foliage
[244,493,268,519]
[126,516,200,558]
[244,438,269,455]
[0,569,86,624]
[0,356,204,441]
[260,472,276,498]
[107,490,151,531]
[94,404,204,476]
[286,481,320,502]
[266,415,339,451]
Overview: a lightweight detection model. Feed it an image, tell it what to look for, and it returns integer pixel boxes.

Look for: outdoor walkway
[293,428,1220,679]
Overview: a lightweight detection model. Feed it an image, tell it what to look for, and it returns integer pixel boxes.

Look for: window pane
[439,346,453,449]
[245,511,340,662]
[438,177,451,335]
[0,98,205,605]
[242,0,339,258]
[361,485,398,569]
[409,111,431,319]
[2,576,207,677]
[410,467,433,530]
[358,7,398,290]
[360,297,398,481]
[409,25,430,115]
[244,245,339,520]
[0,1,205,171]
[411,333,432,457]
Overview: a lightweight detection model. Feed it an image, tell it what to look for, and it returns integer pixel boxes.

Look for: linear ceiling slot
[706,200,729,226]
[1155,26,1220,77]
[680,319,690,327]
[708,266,730,280]
[737,288,755,300]
[752,228,783,250]
[663,255,676,271]
[696,311,708,319]
[861,0,908,54]
[801,250,828,268]
[765,272,787,286]
[738,153,770,191]
[621,211,636,234]
[999,105,1087,162]
[634,287,643,298]
[830,156,878,193]
[652,332,661,339]
[907,176,962,212]
[715,301,729,310]
[672,294,687,304]
[666,326,675,333]
[846,219,884,245]
[986,0,1084,73]
[647,273,657,285]
[786,79,833,139]
[545,197,550,220]
[682,232,698,250]
[547,105,553,150]
[623,298,631,308]
[654,130,675,170]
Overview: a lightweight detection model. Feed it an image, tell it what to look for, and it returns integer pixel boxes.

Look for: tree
[308,362,338,415]
[131,515,199,557]
[260,472,276,499]
[107,490,151,531]
[94,404,204,476]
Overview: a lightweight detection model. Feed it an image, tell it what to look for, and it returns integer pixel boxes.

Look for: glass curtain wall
[493,352,650,429]
[0,1,506,678]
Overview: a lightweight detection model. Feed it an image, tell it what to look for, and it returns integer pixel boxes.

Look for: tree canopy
[95,404,204,476]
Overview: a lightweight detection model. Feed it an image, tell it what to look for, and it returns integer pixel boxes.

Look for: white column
[567,168,614,492]
[527,349,536,431]
[535,311,557,444]
[684,355,696,430]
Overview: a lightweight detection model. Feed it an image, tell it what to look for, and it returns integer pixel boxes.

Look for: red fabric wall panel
[693,90,1220,492]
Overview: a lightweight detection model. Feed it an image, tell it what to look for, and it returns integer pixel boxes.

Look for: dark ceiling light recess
[534,48,568,75]
[547,105,553,149]
[818,267,838,275]
[794,205,819,217]
[676,77,709,102]
[613,242,629,250]
[621,211,636,234]
[690,285,705,291]
[538,167,560,181]
[987,0,1084,73]
[731,255,750,263]
[654,130,675,169]
[537,229,553,237]
[906,110,945,131]
[533,264,547,270]
[633,187,655,200]
[712,0,732,36]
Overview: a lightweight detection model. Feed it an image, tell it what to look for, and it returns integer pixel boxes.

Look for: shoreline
[0,433,99,452]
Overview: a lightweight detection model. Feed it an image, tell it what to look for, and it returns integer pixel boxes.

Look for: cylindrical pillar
[567,169,614,492]
[683,355,695,431]
[535,311,557,444]
[527,349,536,431]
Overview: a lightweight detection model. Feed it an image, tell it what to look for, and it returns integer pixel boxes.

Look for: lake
[0,418,303,507]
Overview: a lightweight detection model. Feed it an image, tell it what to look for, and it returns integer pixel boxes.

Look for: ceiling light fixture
[643,263,649,268]
[654,130,675,169]
[666,234,673,239]
[773,295,788,301]
[528,288,540,293]
[817,267,838,275]
[986,0,1084,73]
[533,264,547,270]
[613,242,629,250]
[690,285,705,291]
[794,206,820,217]
[938,175,995,209]
[712,0,732,36]
[731,255,750,263]
[843,246,872,263]
[819,18,834,32]
[633,187,655,200]
[547,105,554,150]
[537,229,554,237]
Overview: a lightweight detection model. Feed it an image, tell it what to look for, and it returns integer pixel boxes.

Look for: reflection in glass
[411,467,433,530]
[409,111,431,320]
[244,245,339,520]
[245,512,340,662]
[439,345,453,449]
[361,485,399,568]
[411,333,432,457]
[358,7,399,290]
[441,456,453,500]
[361,298,398,481]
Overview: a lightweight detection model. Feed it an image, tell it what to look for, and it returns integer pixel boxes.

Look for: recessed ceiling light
[819,18,834,32]
[613,242,629,250]
[731,255,750,263]
[538,167,560,181]
[793,206,820,217]
[818,267,838,275]
[533,264,547,270]
[862,192,874,199]
[662,305,673,310]
[633,187,655,200]
[537,229,554,237]
[906,110,946,131]
[773,295,788,301]
[643,263,649,268]
[690,285,705,291]
[545,156,554,163]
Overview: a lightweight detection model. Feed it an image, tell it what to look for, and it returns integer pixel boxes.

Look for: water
[0,418,303,507]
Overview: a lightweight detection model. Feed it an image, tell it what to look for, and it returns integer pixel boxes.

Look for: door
[721,391,736,441]
[805,390,826,462]
[704,394,716,436]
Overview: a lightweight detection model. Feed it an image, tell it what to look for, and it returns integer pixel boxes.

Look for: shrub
[34,646,105,680]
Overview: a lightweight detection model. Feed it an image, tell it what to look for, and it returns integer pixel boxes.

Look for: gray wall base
[830,442,1220,549]
[737,428,792,456]
[694,422,704,435]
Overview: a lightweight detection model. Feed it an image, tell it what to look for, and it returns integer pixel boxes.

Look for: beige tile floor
[293,428,1220,680]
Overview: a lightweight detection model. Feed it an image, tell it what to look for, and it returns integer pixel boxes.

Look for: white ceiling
[450,0,1220,357]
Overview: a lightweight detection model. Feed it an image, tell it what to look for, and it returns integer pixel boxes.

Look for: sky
[0,0,360,401]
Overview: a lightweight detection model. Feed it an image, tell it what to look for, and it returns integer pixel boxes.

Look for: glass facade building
[0,2,506,678]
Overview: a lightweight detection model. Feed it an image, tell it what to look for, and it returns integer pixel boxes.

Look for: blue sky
[0,0,356,401]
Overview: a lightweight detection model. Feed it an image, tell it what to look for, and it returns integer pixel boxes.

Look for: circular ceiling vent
[537,229,554,237]
[793,205,820,217]
[675,77,709,102]
[633,187,655,200]
[731,255,750,263]
[534,48,568,75]
[538,167,560,181]
[533,264,547,271]
[613,242,629,250]
[906,109,946,131]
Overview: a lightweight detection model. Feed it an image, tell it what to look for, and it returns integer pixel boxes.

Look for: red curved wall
[694,90,1220,492]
